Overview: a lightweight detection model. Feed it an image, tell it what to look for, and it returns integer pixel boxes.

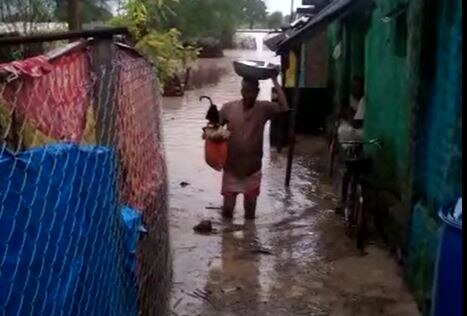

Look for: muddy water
[163,50,420,316]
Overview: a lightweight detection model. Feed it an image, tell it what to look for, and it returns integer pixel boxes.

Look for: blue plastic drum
[431,200,462,316]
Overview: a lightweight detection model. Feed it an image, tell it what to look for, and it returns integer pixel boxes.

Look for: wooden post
[68,0,81,31]
[289,0,295,22]
[285,45,302,187]
[92,37,118,146]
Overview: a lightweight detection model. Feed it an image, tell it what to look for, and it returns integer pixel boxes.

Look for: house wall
[324,0,461,312]
[327,8,369,113]
[284,50,297,88]
[348,21,365,79]
[327,21,346,111]
[407,0,462,312]
[360,0,427,255]
[304,30,328,88]
[364,0,412,196]
[412,0,462,213]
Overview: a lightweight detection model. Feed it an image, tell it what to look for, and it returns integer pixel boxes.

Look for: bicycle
[328,117,340,177]
[337,139,382,251]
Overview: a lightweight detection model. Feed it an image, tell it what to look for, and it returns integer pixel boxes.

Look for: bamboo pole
[285,45,302,187]
[68,0,81,31]
[290,0,295,22]
[0,28,128,46]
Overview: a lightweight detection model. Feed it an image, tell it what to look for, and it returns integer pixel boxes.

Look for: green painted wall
[407,0,462,312]
[364,0,412,196]
[412,0,462,212]
[327,9,371,114]
[362,0,428,269]
[349,28,365,79]
[327,21,346,111]
[325,0,461,312]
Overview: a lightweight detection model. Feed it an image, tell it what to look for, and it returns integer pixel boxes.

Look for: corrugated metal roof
[263,15,312,52]
[265,0,368,53]
[263,31,290,52]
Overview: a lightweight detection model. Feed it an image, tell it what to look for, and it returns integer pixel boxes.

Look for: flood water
[162,50,420,316]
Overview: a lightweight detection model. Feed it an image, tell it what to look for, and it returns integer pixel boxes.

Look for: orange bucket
[205,139,227,171]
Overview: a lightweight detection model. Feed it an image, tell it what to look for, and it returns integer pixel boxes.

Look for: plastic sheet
[0,144,137,315]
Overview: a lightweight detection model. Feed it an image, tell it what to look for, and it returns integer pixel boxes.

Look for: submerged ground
[163,50,420,316]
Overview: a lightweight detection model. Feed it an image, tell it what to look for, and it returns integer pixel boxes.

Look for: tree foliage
[0,0,53,22]
[161,0,241,45]
[159,0,270,45]
[54,0,113,24]
[266,11,284,29]
[240,0,267,29]
[110,0,198,87]
[0,0,113,30]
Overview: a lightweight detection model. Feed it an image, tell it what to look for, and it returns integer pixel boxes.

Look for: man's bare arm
[271,77,289,112]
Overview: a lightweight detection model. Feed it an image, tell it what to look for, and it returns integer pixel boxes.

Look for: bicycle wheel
[329,137,336,177]
[354,183,366,250]
[345,177,357,235]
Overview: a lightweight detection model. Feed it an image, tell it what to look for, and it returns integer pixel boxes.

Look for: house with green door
[265,0,462,313]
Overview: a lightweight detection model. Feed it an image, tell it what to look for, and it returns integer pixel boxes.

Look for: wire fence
[0,34,169,315]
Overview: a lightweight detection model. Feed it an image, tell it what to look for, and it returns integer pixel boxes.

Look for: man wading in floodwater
[219,76,288,220]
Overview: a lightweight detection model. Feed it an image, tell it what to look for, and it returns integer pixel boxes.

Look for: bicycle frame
[339,139,382,251]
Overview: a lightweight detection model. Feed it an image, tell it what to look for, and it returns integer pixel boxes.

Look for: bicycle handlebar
[338,139,383,149]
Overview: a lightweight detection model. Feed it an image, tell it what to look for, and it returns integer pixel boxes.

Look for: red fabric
[0,51,91,141]
[0,56,52,79]
[222,188,260,198]
[205,139,227,171]
[221,170,261,197]
[0,45,166,217]
[116,48,165,215]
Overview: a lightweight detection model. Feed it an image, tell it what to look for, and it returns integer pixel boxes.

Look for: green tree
[161,0,241,40]
[0,0,55,26]
[0,0,114,26]
[266,11,284,29]
[54,0,113,24]
[160,0,268,45]
[240,0,267,29]
[110,0,198,87]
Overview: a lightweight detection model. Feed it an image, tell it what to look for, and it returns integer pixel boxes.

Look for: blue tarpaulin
[0,144,138,315]
[120,206,145,275]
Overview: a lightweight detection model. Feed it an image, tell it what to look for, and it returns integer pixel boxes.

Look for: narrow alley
[164,50,420,316]
[0,1,461,315]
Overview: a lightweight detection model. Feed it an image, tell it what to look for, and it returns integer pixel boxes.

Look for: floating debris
[221,286,242,294]
[193,220,213,234]
[180,181,190,188]
[251,247,273,255]
[205,206,222,210]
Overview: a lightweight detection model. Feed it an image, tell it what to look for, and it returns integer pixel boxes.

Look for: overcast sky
[108,0,301,16]
[265,0,300,15]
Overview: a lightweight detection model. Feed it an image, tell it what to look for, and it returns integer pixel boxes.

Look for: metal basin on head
[233,60,279,80]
